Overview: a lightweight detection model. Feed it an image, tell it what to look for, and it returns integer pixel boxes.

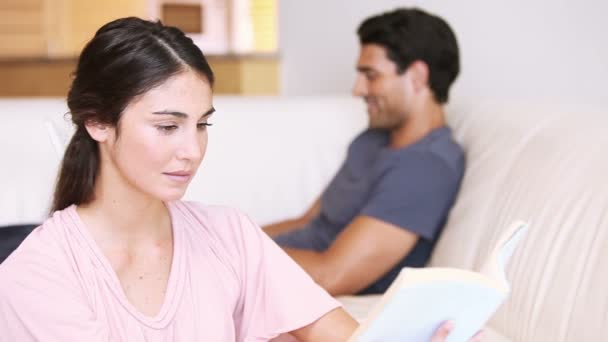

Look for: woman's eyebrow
[152,110,188,118]
[201,107,216,118]
[152,107,215,119]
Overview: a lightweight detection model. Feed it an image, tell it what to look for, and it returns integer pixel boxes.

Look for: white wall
[279,0,608,105]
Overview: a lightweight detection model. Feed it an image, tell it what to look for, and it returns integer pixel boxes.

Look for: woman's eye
[157,125,178,132]
[197,122,213,130]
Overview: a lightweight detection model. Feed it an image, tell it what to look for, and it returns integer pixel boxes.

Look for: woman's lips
[163,171,192,183]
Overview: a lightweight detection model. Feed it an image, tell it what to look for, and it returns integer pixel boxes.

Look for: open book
[347,220,529,342]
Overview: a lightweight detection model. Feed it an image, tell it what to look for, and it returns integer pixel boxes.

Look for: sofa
[1,96,606,341]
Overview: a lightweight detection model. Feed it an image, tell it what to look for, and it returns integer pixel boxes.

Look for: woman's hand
[431,321,483,342]
[293,309,484,342]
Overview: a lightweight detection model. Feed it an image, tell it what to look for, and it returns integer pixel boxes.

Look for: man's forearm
[262,218,308,238]
[283,247,337,293]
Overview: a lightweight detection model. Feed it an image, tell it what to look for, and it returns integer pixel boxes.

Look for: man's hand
[431,321,484,342]
[263,198,321,237]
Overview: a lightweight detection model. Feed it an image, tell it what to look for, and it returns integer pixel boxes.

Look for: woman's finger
[430,321,454,342]
[469,330,484,342]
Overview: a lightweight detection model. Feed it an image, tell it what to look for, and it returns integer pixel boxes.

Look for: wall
[279,0,608,105]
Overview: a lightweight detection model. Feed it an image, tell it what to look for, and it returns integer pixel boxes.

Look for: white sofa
[1,96,606,341]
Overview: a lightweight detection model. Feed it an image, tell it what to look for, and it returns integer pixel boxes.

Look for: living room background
[1,0,605,105]
[280,0,608,107]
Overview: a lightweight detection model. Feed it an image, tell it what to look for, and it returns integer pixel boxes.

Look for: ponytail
[50,17,215,213]
[51,127,99,212]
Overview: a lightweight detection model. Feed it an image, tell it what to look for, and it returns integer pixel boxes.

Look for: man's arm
[283,215,418,295]
[262,197,321,238]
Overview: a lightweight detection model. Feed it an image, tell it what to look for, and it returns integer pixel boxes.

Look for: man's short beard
[369,112,407,131]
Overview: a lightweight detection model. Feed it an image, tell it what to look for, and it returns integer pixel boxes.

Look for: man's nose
[352,75,367,97]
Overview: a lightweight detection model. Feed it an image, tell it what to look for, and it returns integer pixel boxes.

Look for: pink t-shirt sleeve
[0,228,109,341]
[230,211,341,341]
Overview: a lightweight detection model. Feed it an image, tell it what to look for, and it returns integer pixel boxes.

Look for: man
[264,8,464,296]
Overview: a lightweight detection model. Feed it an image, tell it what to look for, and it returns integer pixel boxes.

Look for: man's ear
[407,60,430,92]
[84,121,111,143]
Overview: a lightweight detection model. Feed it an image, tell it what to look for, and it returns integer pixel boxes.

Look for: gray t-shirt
[274,126,465,294]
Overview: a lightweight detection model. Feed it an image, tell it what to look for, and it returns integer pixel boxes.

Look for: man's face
[352,44,413,130]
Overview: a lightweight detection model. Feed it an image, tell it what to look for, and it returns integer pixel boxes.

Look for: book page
[479,221,529,287]
[353,281,507,342]
[338,295,382,323]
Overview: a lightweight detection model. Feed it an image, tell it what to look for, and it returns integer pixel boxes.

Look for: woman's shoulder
[171,201,264,247]
[172,201,254,228]
[0,209,79,288]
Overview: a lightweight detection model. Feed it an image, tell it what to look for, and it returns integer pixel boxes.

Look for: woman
[0,18,475,341]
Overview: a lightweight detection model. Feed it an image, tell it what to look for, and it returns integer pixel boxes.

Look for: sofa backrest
[0,96,367,226]
[433,99,608,341]
[0,99,68,226]
[183,96,367,224]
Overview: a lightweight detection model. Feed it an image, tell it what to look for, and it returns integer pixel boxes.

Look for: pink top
[0,202,340,341]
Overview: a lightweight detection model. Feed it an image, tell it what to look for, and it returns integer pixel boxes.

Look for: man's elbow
[313,265,360,296]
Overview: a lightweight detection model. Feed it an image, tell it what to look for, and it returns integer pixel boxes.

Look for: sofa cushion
[0,224,37,263]
[432,99,608,341]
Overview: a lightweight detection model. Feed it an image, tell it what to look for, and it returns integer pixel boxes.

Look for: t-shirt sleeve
[360,155,459,240]
[0,234,110,341]
[231,211,341,341]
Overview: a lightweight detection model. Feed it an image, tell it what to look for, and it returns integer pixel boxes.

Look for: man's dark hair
[357,8,459,103]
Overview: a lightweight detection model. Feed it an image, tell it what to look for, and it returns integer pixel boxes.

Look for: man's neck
[389,99,446,149]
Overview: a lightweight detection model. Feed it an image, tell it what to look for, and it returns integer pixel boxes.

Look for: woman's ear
[84,121,111,143]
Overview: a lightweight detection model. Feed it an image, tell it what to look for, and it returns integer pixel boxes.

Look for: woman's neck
[77,168,172,247]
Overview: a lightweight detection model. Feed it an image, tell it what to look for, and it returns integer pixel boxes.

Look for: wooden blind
[0,0,47,58]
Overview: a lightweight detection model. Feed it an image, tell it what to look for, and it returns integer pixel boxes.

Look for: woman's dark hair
[357,8,459,104]
[51,17,214,213]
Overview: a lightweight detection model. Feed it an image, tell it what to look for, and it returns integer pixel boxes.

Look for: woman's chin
[155,188,188,202]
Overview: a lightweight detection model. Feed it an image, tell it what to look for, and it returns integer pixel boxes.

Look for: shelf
[0,54,280,97]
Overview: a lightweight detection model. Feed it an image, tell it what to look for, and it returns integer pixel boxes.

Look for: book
[347,220,529,342]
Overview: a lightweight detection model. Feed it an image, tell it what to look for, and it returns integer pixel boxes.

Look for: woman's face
[99,70,214,202]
